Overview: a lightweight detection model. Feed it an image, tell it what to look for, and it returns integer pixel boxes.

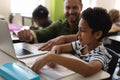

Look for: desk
[0,43,110,80]
[109,35,120,42]
[59,71,110,80]
[21,13,33,26]
[0,52,110,80]
[107,35,120,53]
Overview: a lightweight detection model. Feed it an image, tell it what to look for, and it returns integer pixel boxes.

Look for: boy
[32,7,112,76]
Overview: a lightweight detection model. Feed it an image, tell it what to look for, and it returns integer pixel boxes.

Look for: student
[109,9,120,76]
[108,9,120,32]
[18,0,82,43]
[32,7,112,76]
[30,5,52,30]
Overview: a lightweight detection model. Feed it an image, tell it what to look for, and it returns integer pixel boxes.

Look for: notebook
[0,20,48,59]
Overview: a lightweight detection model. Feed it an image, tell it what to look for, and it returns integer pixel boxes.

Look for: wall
[0,0,119,25]
[0,0,11,22]
[96,0,116,11]
[47,0,64,21]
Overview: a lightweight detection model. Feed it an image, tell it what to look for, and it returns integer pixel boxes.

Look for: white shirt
[71,40,112,71]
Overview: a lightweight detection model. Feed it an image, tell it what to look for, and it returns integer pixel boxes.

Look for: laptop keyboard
[13,43,48,59]
[15,48,33,56]
[13,43,33,56]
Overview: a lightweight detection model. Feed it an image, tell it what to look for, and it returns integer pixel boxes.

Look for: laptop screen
[0,20,16,58]
[0,20,48,59]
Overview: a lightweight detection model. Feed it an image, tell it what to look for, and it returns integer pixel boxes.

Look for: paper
[40,65,75,80]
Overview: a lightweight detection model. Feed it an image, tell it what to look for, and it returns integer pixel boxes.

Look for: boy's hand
[47,62,56,68]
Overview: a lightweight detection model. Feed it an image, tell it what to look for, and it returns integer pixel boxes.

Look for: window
[82,0,97,11]
[115,0,120,10]
[10,0,45,14]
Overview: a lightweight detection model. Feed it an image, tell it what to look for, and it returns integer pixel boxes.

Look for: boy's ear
[95,31,103,40]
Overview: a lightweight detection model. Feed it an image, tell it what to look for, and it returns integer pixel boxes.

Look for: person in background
[18,0,82,43]
[32,7,112,76]
[103,9,120,45]
[30,5,52,30]
[109,9,120,76]
[109,9,120,33]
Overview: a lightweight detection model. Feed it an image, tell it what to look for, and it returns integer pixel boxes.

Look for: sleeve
[33,20,62,43]
[30,30,38,43]
[89,51,112,71]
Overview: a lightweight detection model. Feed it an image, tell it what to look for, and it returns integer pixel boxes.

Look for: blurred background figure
[30,5,52,30]
[109,9,120,32]
[108,9,120,77]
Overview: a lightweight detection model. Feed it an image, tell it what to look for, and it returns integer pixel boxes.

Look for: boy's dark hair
[81,7,112,40]
[32,5,49,19]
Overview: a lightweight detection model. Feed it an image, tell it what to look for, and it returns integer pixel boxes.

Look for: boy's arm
[50,43,73,54]
[61,34,78,43]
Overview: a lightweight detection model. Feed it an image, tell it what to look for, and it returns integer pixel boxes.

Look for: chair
[104,47,119,80]
[9,13,14,23]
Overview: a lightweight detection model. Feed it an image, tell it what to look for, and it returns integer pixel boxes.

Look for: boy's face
[77,18,98,45]
[64,0,82,24]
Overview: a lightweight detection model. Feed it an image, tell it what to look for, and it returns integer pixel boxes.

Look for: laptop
[0,20,48,59]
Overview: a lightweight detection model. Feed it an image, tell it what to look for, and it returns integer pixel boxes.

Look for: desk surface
[59,70,110,80]
[108,35,120,42]
[0,43,110,80]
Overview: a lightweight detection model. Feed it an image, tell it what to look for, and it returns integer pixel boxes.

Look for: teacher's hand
[39,36,66,51]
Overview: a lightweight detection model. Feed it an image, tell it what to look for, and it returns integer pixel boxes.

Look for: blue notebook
[0,62,40,80]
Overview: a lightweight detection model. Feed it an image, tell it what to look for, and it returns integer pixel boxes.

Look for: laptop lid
[0,20,48,59]
[0,20,16,58]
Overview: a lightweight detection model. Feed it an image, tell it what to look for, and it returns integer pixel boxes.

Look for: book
[0,62,40,80]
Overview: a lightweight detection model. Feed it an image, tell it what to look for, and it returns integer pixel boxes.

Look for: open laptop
[0,20,48,59]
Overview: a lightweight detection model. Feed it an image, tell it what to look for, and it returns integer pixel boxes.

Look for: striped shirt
[71,40,112,71]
